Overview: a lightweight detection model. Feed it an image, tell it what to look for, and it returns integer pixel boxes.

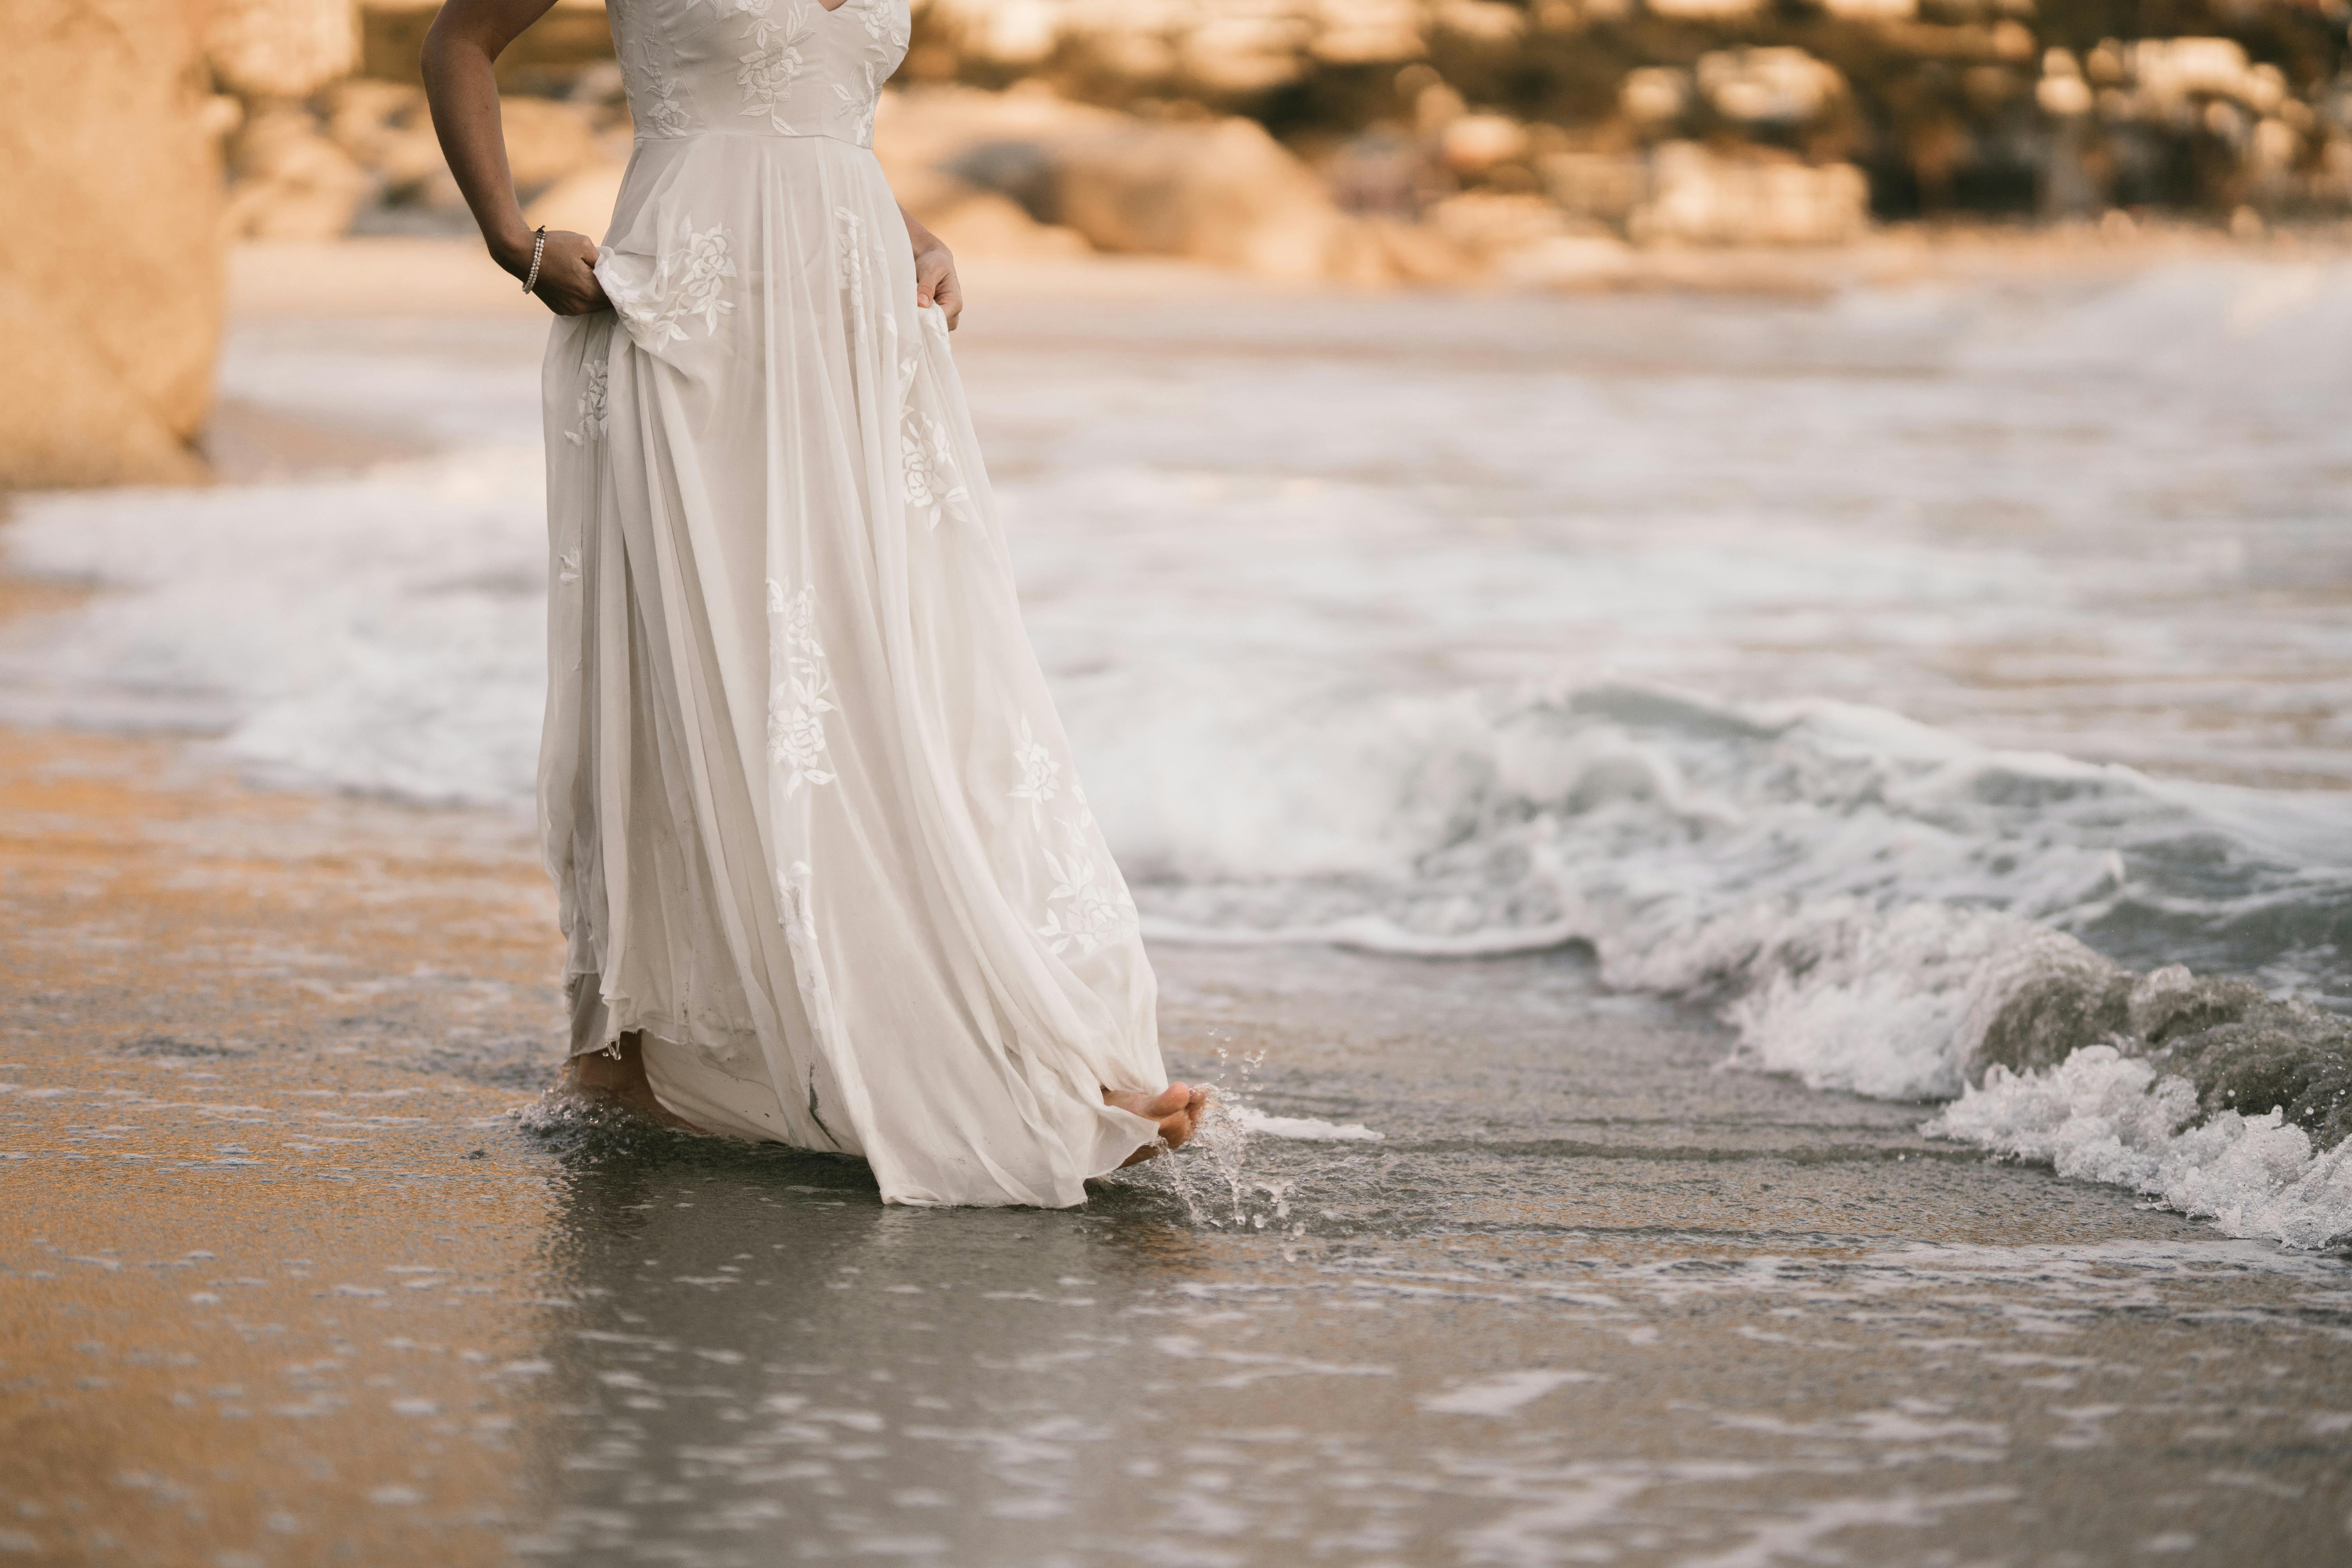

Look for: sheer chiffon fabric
[537,0,1167,1207]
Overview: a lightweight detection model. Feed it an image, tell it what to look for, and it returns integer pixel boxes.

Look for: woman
[422,0,1204,1205]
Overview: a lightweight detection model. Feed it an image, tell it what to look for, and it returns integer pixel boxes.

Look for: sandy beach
[5,236,2352,1564]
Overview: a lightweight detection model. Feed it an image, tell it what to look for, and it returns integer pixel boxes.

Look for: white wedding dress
[537,0,1169,1205]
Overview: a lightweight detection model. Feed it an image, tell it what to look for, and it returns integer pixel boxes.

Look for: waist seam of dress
[633,129,876,151]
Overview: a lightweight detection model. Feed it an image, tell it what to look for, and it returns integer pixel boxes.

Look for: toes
[1143,1082,1191,1119]
[1105,1082,1209,1153]
[1158,1083,1209,1151]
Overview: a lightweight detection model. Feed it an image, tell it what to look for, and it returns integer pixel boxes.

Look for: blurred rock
[205,0,357,99]
[924,189,1094,258]
[1326,125,1446,217]
[1644,0,1766,20]
[1433,0,1525,45]
[228,84,610,241]
[0,0,222,488]
[2035,49,2093,118]
[1439,113,1530,175]
[1630,143,1868,245]
[1620,67,1693,126]
[900,0,2352,229]
[226,106,375,242]
[1695,47,1846,127]
[1496,232,1638,287]
[1427,191,1573,255]
[1541,151,1653,226]
[1181,13,1314,93]
[875,83,1128,177]
[1051,117,1347,278]
[2127,37,2281,111]
[880,87,1352,280]
[526,163,630,241]
[498,96,603,189]
[1310,0,1425,64]
[1337,216,1475,284]
[324,80,446,197]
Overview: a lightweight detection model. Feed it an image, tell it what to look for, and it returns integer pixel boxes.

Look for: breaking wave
[1119,681,2352,1243]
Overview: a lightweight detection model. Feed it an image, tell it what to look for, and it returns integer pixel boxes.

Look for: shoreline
[224,219,2352,325]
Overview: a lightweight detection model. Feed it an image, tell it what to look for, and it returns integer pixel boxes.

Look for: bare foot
[1105,1082,1210,1167]
[555,1033,704,1131]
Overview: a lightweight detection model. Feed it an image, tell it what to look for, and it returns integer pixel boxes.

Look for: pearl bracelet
[521,226,548,294]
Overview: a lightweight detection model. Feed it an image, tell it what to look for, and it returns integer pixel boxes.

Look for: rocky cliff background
[218,0,2352,280]
[2,0,231,489]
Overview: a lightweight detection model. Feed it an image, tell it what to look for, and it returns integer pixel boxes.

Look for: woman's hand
[504,229,609,316]
[426,0,620,315]
[903,208,963,330]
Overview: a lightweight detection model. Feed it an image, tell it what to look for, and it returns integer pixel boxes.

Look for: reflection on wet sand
[0,724,559,1563]
[526,1142,1225,1557]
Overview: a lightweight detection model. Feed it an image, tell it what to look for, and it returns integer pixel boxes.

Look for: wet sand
[6,723,2352,1564]
[7,238,2352,1564]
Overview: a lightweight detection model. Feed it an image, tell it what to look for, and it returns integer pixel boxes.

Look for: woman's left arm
[901,207,963,330]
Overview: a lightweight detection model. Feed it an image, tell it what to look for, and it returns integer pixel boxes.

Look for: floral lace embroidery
[1036,786,1139,958]
[766,579,838,793]
[855,0,908,48]
[738,43,808,131]
[608,217,737,348]
[1008,716,1060,822]
[563,358,609,445]
[730,0,795,49]
[834,60,881,148]
[614,5,694,139]
[1007,720,1136,956]
[900,410,971,528]
[628,42,693,137]
[833,206,866,316]
[732,0,816,132]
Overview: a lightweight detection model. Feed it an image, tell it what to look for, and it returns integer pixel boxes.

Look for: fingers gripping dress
[538,0,1168,1206]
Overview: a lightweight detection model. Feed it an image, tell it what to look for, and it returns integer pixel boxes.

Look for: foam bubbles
[1225,1106,1382,1142]
[1932,1047,2352,1250]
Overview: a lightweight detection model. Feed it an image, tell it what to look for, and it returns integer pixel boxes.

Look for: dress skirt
[538,129,1168,1207]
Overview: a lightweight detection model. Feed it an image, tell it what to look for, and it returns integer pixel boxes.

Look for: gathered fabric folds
[537,0,1167,1207]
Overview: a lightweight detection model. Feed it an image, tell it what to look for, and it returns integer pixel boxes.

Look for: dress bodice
[610,0,911,151]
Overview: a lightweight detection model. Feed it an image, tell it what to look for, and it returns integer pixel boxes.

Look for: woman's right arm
[421,0,608,315]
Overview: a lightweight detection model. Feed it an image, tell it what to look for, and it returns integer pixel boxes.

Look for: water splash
[1116,1049,1321,1233]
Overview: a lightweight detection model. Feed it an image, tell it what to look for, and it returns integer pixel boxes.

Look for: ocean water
[5,255,2350,1247]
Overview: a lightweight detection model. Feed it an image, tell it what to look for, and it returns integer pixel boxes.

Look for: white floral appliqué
[1008,716,1060,822]
[833,206,866,316]
[900,409,972,528]
[834,60,881,148]
[766,579,837,793]
[855,0,909,49]
[738,43,808,131]
[1035,786,1139,958]
[563,357,609,445]
[619,25,693,139]
[730,0,817,131]
[608,217,737,349]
